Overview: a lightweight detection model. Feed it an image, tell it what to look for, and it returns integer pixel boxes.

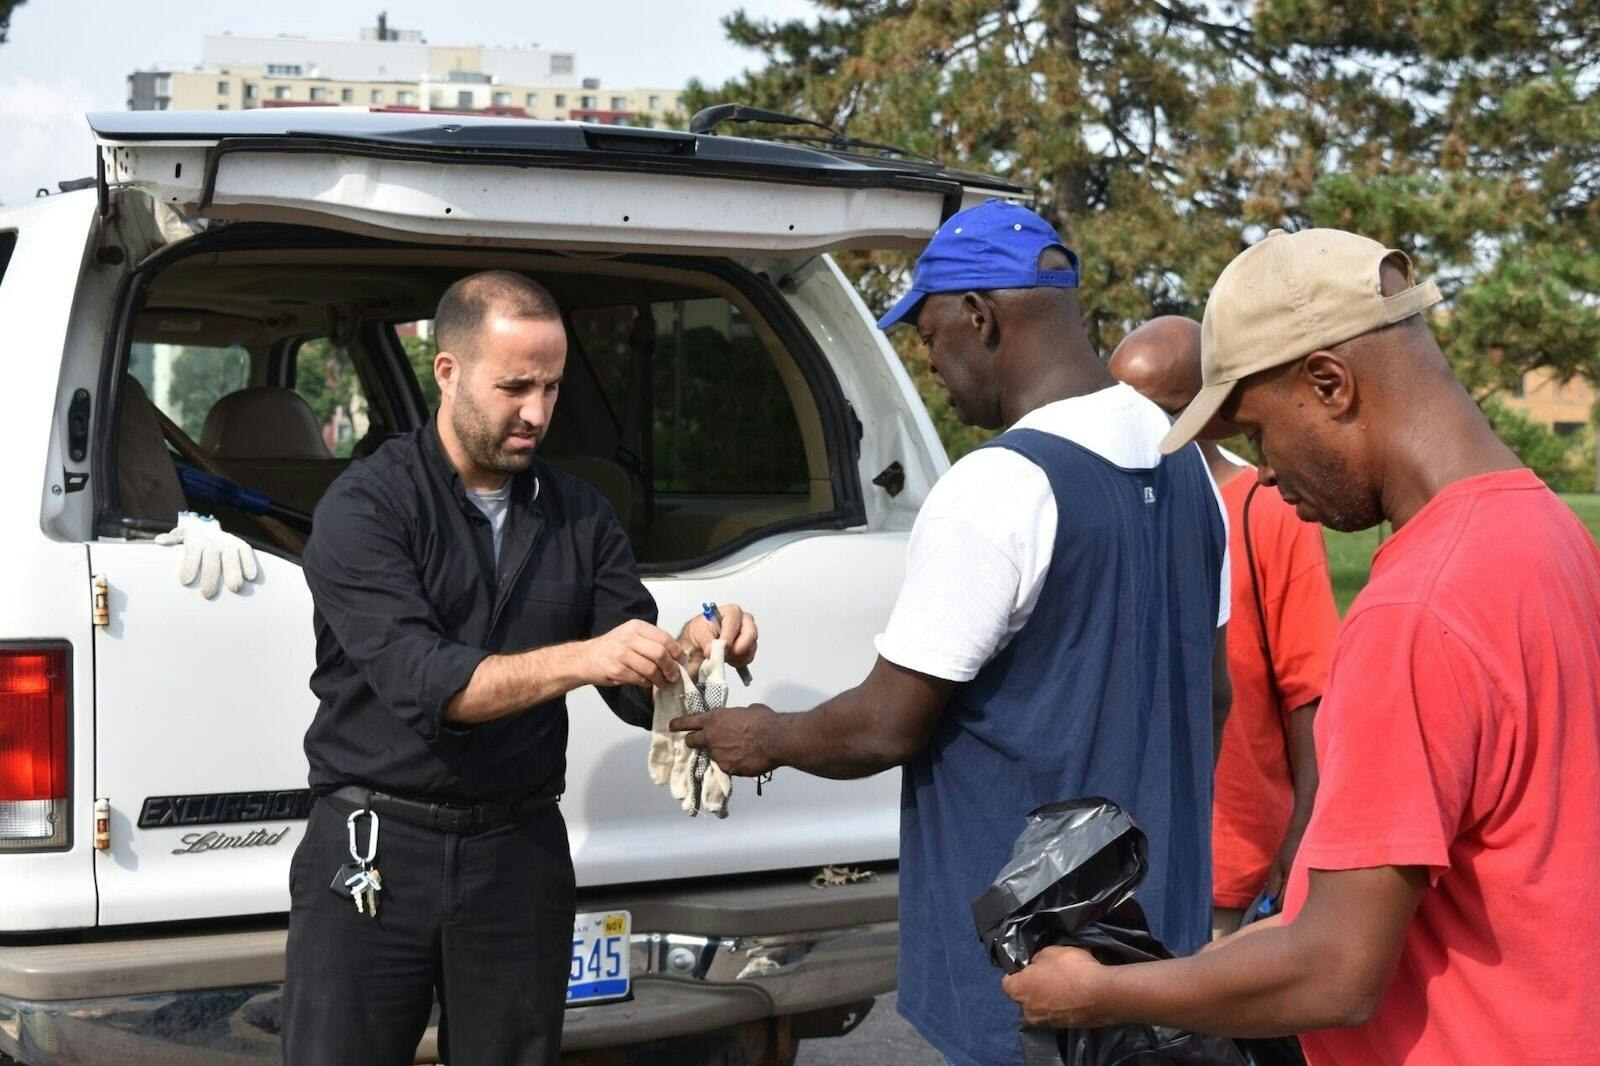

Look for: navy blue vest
[896,428,1225,1066]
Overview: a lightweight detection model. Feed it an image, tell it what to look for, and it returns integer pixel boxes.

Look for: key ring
[346,809,379,865]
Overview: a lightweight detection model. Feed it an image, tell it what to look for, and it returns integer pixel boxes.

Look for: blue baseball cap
[876,199,1080,331]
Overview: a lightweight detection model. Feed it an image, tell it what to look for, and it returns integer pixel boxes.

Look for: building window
[1554,421,1584,438]
[398,90,414,105]
[610,96,626,110]
[493,91,510,106]
[217,80,230,95]
[551,54,574,75]
[525,92,537,107]
[554,94,566,107]
[274,86,291,100]
[244,83,258,100]
[581,95,597,109]
[309,87,329,102]
[457,90,473,108]
[341,87,354,103]
[266,64,303,77]
[648,95,661,110]
[371,89,384,104]
[217,104,229,110]
[157,99,170,110]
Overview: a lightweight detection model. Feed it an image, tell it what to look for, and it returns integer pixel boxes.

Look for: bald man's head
[1107,316,1204,416]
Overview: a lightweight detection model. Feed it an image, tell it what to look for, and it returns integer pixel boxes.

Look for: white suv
[0,108,1019,1064]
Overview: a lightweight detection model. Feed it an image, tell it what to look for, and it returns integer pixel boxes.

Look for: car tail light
[0,645,70,849]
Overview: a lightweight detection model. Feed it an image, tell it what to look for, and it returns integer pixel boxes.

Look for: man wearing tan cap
[1110,317,1338,940]
[1002,228,1600,1063]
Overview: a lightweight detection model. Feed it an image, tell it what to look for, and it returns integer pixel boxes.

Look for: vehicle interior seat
[115,375,186,527]
[543,454,635,532]
[200,386,347,514]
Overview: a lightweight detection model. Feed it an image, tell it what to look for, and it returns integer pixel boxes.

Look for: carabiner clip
[346,808,380,865]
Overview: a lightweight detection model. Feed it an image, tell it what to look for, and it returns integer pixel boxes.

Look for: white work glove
[696,642,733,818]
[153,512,259,599]
[669,666,699,805]
[648,681,679,787]
[646,640,732,818]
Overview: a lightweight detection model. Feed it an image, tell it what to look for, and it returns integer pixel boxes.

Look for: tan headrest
[546,456,634,530]
[201,387,332,459]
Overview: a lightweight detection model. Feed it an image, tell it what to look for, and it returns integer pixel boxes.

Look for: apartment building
[1502,367,1596,439]
[128,18,683,126]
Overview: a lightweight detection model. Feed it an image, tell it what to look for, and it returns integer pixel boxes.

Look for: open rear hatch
[89,108,1025,255]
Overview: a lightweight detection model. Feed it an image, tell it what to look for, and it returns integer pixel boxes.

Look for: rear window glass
[572,298,809,496]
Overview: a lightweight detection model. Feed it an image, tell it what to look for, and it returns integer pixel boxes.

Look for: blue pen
[702,602,754,686]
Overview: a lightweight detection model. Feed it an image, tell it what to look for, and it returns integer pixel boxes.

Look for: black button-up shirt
[301,420,656,803]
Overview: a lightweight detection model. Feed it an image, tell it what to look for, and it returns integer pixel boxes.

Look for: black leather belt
[327,786,557,834]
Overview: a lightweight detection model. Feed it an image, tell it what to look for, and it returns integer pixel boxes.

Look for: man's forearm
[1282,701,1321,843]
[446,642,592,724]
[1098,924,1368,1037]
[760,689,920,779]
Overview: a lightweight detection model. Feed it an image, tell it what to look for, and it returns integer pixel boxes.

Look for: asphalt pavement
[795,993,943,1065]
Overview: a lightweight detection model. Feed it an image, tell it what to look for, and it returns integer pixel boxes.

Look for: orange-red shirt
[1213,466,1339,908]
[1285,469,1600,1064]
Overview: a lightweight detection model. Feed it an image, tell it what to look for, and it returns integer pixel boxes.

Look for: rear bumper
[0,870,897,1064]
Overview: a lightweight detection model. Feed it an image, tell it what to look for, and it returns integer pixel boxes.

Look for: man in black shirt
[282,271,756,1066]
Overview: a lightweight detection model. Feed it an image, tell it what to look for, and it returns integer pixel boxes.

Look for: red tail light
[0,645,70,848]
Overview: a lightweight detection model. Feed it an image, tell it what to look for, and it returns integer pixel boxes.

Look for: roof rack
[689,103,938,164]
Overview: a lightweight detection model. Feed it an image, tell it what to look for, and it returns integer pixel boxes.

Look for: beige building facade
[1502,367,1596,439]
[128,22,683,126]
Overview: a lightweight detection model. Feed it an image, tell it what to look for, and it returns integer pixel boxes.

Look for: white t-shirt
[875,383,1231,682]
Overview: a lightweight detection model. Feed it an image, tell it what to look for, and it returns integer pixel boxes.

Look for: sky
[0,0,817,205]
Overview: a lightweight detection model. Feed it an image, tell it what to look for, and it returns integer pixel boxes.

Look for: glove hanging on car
[153,512,259,599]
[648,639,733,818]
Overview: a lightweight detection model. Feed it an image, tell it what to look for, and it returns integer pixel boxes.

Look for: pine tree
[685,2,1599,467]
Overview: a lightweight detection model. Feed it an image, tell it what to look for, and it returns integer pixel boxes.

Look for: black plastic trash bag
[972,797,1302,1066]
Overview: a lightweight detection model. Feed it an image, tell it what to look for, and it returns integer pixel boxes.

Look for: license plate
[567,910,631,1006]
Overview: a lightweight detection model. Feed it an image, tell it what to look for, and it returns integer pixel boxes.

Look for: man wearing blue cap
[673,200,1229,1065]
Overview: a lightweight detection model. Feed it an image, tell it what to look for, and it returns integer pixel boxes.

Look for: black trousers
[282,793,575,1066]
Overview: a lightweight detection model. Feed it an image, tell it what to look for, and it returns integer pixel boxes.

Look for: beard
[450,385,538,476]
[1285,451,1382,533]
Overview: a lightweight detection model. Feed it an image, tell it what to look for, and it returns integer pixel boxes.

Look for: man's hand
[154,512,259,598]
[582,619,685,689]
[680,604,758,670]
[1001,947,1112,1029]
[671,704,779,776]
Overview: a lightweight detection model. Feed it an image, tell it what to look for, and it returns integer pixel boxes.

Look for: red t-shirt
[1213,467,1340,908]
[1283,469,1600,1064]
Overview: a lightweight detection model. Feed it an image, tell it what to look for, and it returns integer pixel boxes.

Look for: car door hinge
[92,574,111,628]
[94,798,111,852]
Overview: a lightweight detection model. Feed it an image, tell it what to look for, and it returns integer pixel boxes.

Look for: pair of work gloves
[649,639,734,818]
[155,512,259,599]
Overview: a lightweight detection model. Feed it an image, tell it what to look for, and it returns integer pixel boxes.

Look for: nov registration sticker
[567,910,631,1006]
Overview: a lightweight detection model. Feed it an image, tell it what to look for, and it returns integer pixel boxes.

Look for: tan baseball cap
[1158,228,1442,455]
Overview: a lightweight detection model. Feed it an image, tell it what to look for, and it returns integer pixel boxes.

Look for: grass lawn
[1323,493,1600,615]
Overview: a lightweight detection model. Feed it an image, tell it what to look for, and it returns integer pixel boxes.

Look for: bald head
[1108,316,1204,416]
[435,270,561,365]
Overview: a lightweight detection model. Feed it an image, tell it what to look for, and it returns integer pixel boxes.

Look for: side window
[392,320,440,412]
[290,338,370,458]
[127,341,251,440]
[572,298,810,496]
